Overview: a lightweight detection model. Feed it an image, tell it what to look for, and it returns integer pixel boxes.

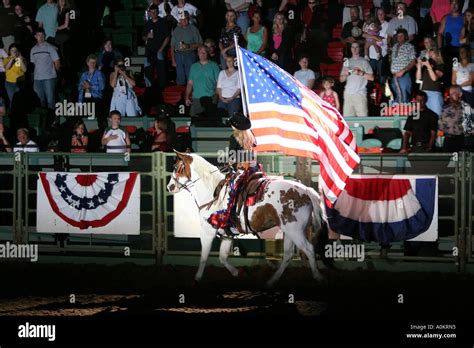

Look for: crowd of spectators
[0,0,472,155]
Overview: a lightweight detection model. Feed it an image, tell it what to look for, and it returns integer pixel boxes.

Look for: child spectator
[363,15,382,60]
[319,77,340,111]
[294,55,317,89]
[71,120,89,153]
[101,111,131,153]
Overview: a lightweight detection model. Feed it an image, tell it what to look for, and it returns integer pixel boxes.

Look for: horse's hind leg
[292,232,324,282]
[219,237,239,277]
[266,236,295,288]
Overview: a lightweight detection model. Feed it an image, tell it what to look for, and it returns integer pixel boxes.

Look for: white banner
[36,172,140,234]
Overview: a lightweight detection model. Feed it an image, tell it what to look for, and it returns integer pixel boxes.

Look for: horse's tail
[306,187,334,269]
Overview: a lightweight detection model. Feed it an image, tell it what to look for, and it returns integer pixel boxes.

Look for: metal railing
[0,151,471,270]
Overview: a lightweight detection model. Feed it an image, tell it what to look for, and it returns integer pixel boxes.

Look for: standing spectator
[225,0,252,34]
[109,59,141,117]
[452,45,474,105]
[217,55,241,118]
[319,77,341,111]
[439,85,473,151]
[0,122,11,152]
[438,0,464,55]
[204,38,220,65]
[13,4,35,49]
[416,48,445,117]
[143,4,171,90]
[3,44,27,105]
[185,45,220,116]
[420,0,433,19]
[340,0,363,27]
[78,54,105,104]
[367,8,389,85]
[390,28,416,103]
[98,39,123,80]
[0,0,15,52]
[30,28,60,125]
[400,91,438,153]
[71,120,88,153]
[419,35,437,59]
[13,128,39,152]
[0,44,7,104]
[171,0,199,25]
[101,111,131,153]
[460,8,474,60]
[54,0,71,53]
[219,10,242,69]
[170,11,202,85]
[36,0,59,41]
[387,2,418,45]
[294,55,317,89]
[339,41,374,117]
[245,10,268,55]
[431,0,452,28]
[268,12,292,71]
[342,6,364,56]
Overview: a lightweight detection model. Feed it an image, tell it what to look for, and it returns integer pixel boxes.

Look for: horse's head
[167,150,195,194]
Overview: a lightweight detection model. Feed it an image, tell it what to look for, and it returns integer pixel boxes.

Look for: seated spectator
[185,45,220,116]
[98,39,123,79]
[204,38,220,65]
[101,110,131,153]
[170,11,202,85]
[319,77,340,111]
[387,2,418,45]
[342,6,364,56]
[219,10,242,69]
[151,117,175,152]
[339,41,374,117]
[452,45,474,105]
[225,0,252,34]
[268,12,292,71]
[171,0,199,25]
[78,54,105,103]
[439,85,473,152]
[400,91,438,153]
[109,59,141,117]
[0,122,11,152]
[13,128,39,152]
[71,120,88,153]
[294,55,317,89]
[35,0,59,41]
[245,10,268,55]
[3,44,27,106]
[416,48,444,117]
[217,55,241,118]
[390,28,416,103]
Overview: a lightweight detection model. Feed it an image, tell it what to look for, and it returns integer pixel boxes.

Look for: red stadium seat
[328,41,345,49]
[176,126,190,134]
[327,47,344,62]
[163,85,186,105]
[126,125,137,134]
[320,62,342,78]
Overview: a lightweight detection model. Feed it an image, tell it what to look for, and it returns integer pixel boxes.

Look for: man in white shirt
[13,128,39,152]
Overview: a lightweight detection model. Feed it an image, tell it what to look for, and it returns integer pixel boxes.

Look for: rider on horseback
[208,112,262,236]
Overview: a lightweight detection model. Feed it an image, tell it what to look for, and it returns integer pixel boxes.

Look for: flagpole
[234,34,249,117]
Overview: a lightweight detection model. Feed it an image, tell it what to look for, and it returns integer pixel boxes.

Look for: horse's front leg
[219,237,239,277]
[195,225,216,282]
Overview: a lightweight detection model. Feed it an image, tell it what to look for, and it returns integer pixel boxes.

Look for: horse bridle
[170,160,232,210]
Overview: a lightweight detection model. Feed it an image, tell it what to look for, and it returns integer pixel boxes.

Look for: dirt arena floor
[1,262,473,319]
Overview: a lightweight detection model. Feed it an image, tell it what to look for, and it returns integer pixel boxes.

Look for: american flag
[237,47,360,205]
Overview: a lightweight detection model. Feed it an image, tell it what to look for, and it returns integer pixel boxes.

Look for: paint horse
[167,151,329,287]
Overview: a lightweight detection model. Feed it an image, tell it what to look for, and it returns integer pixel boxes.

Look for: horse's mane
[190,154,225,191]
